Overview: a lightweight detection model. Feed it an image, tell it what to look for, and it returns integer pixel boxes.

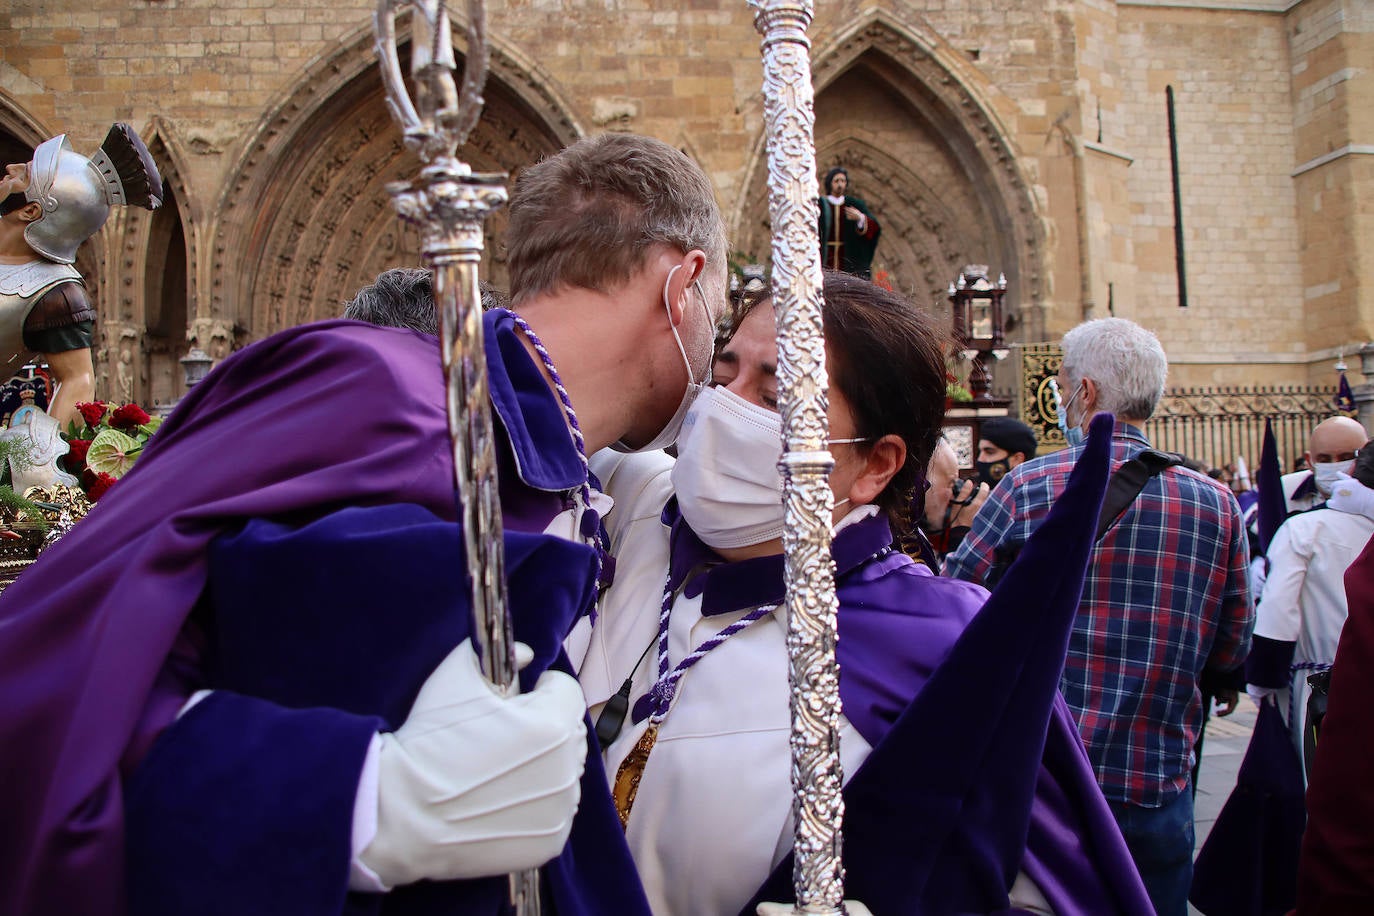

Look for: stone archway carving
[210,15,583,344]
[0,90,49,160]
[732,10,1047,341]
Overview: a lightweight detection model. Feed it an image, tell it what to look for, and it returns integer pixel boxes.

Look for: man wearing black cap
[817,167,880,279]
[975,416,1037,490]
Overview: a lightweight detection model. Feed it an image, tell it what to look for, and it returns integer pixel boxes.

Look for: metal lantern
[949,265,1009,402]
[178,347,214,389]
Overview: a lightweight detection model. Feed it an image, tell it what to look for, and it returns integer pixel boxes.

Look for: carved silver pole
[750,2,845,913]
[374,3,537,912]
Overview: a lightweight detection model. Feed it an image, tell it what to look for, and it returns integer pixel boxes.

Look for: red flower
[77,401,108,428]
[109,403,151,430]
[84,470,117,501]
[63,438,92,474]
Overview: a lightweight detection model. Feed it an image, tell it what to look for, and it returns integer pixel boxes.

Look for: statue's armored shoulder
[0,261,82,299]
[26,280,95,333]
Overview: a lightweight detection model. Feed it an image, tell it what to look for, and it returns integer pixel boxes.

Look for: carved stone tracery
[211,16,582,343]
[733,13,1046,344]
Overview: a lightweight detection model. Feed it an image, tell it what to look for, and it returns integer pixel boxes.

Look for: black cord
[593,636,657,748]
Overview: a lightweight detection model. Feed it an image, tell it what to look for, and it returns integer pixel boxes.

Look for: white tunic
[1253,504,1374,756]
[578,450,1054,916]
[579,449,870,916]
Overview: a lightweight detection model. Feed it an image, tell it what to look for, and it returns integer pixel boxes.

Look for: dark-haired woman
[575,271,1151,915]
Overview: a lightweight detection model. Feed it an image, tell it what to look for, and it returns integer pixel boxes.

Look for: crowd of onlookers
[923,388,1373,915]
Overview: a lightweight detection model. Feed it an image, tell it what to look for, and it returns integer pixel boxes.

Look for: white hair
[1061,318,1168,421]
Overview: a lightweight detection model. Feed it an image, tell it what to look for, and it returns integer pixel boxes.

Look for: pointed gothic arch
[0,90,49,165]
[209,16,584,344]
[732,10,1047,341]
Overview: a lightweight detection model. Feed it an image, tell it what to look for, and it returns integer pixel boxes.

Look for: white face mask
[672,385,866,549]
[1313,460,1354,498]
[672,386,786,548]
[610,264,710,453]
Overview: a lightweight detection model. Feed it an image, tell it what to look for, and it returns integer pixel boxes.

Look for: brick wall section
[1115,6,1307,386]
[0,0,1369,396]
[1289,0,1374,364]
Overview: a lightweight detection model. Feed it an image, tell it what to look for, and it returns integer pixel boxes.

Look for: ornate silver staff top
[749,1,846,913]
[374,0,513,688]
[373,3,537,912]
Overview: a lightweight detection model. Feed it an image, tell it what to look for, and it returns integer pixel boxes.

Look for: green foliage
[0,435,35,484]
[0,437,49,532]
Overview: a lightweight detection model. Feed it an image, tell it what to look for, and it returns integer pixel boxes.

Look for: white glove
[1247,683,1278,705]
[359,638,588,888]
[757,904,873,916]
[1327,475,1374,520]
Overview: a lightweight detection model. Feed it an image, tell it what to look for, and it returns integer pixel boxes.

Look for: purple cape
[0,313,583,915]
[123,502,646,916]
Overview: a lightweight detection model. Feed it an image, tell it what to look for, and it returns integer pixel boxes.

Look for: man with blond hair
[947,317,1254,916]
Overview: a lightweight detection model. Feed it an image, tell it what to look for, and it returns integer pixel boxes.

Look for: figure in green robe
[818,167,881,279]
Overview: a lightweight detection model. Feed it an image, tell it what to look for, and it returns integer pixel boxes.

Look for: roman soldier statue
[817,166,880,279]
[0,124,163,427]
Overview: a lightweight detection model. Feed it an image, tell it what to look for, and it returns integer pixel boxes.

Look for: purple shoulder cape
[124,503,646,916]
[0,310,588,915]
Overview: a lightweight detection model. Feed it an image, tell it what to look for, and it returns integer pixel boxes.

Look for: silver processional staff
[750,1,848,913]
[373,1,538,912]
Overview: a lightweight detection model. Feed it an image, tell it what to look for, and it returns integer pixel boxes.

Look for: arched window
[141,183,188,407]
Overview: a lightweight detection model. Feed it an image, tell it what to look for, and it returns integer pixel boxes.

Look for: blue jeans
[1110,787,1195,916]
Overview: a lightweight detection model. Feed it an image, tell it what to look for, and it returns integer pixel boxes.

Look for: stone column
[95,320,146,405]
[1356,343,1374,434]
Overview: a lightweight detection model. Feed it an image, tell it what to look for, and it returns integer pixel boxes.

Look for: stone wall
[1,0,1369,403]
[1116,4,1308,385]
[1289,0,1374,371]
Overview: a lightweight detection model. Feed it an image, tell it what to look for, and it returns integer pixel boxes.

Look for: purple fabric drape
[0,310,584,916]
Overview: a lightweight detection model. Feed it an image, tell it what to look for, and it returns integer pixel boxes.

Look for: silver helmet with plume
[23,123,163,264]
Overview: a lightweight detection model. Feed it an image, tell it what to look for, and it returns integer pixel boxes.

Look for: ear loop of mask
[692,278,714,387]
[828,437,878,514]
[663,264,697,387]
[1058,378,1086,419]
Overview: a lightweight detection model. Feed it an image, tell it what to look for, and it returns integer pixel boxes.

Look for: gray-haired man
[946,317,1254,916]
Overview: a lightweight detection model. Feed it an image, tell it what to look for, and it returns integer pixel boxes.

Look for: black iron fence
[1148,386,1342,473]
[1009,344,1350,469]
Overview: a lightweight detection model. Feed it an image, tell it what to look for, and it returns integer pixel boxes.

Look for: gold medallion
[611,721,659,829]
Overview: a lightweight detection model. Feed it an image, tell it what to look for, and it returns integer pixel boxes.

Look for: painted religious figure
[0,124,162,428]
[817,166,881,279]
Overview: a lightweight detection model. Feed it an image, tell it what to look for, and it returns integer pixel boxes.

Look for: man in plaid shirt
[946,317,1253,916]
